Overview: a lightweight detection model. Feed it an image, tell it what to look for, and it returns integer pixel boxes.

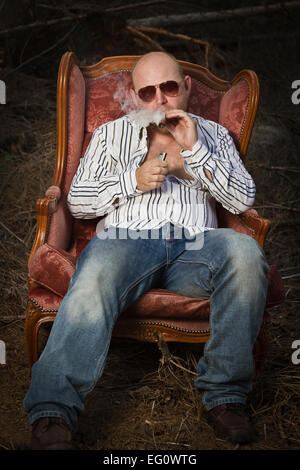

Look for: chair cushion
[122,288,210,320]
[29,243,76,298]
[27,286,211,332]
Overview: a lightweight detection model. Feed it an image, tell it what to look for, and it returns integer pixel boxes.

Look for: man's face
[130,54,191,113]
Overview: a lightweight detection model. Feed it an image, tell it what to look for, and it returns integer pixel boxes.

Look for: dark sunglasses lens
[138,86,156,102]
[160,81,179,96]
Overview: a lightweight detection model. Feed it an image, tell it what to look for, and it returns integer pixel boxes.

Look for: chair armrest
[27,185,63,271]
[236,211,271,248]
[45,185,61,214]
[216,204,271,249]
[28,196,56,270]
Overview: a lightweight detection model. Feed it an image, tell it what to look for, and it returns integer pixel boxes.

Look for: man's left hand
[164,109,198,151]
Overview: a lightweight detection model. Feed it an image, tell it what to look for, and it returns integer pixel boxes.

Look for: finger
[148,181,163,190]
[150,174,166,183]
[165,110,192,127]
[165,109,188,120]
[153,160,168,167]
[151,165,168,174]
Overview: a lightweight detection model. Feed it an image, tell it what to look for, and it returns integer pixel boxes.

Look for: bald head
[131,52,184,90]
[130,51,191,113]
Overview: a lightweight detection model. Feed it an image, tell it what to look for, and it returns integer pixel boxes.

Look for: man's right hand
[136,160,168,192]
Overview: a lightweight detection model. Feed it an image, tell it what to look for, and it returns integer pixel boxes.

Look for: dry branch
[0,221,27,246]
[38,0,166,14]
[126,25,166,52]
[2,1,300,38]
[133,26,210,67]
[0,0,166,37]
[3,23,79,78]
[128,1,300,27]
[0,14,84,36]
[248,163,300,173]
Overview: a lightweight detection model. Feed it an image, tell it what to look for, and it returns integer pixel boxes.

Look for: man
[24,51,269,449]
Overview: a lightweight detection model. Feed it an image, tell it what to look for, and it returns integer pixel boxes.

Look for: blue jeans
[24,222,269,432]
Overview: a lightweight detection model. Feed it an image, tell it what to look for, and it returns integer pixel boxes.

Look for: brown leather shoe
[205,403,258,444]
[31,417,73,450]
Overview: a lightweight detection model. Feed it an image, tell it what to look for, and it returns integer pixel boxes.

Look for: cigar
[158,117,179,128]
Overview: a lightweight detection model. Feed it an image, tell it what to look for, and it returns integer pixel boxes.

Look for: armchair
[25,53,285,370]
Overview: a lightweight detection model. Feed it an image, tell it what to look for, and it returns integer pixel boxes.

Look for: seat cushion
[28,285,211,334]
[29,243,77,298]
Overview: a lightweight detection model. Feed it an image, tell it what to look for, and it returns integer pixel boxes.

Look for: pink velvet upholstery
[85,71,133,132]
[29,243,76,298]
[219,79,249,144]
[47,64,86,250]
[64,64,86,194]
[188,79,222,124]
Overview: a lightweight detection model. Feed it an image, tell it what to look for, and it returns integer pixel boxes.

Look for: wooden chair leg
[25,300,56,369]
[25,301,42,368]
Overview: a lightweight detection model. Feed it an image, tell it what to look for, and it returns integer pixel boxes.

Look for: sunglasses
[136,80,184,102]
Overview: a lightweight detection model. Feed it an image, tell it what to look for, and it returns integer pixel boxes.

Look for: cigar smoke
[127,109,166,129]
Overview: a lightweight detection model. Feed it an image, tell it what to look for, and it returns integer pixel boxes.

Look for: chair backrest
[48,53,259,251]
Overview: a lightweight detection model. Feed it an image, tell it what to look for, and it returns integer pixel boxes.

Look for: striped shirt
[67,113,256,236]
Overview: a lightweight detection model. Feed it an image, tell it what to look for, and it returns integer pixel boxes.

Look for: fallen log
[127,1,300,27]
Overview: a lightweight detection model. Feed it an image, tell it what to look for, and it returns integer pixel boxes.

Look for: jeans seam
[78,335,112,396]
[119,260,167,305]
[175,258,217,274]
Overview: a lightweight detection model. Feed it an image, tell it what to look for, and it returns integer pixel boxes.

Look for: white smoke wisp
[127,109,166,129]
[113,86,136,114]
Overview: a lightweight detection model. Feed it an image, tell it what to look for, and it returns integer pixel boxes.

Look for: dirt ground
[0,0,299,453]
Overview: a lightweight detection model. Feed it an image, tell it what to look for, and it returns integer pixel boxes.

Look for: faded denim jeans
[24,222,269,432]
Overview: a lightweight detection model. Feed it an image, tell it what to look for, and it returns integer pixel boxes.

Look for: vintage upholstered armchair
[25,52,285,370]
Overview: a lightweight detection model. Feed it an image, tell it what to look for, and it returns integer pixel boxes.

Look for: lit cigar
[158,117,179,128]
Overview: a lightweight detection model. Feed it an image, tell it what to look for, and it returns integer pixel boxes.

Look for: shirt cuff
[119,169,143,197]
[180,140,211,166]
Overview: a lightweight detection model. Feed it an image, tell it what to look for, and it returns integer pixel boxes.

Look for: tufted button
[113,197,119,205]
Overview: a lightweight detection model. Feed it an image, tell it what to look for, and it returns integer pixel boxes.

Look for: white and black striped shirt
[67,113,256,236]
